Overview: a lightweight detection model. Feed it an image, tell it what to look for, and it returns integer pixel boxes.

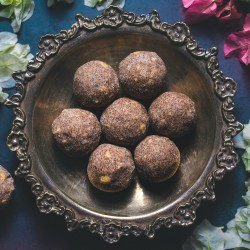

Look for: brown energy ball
[87,144,135,192]
[0,165,14,207]
[134,135,180,183]
[52,109,101,157]
[100,97,149,146]
[73,60,120,108]
[149,92,196,138]
[119,51,167,100]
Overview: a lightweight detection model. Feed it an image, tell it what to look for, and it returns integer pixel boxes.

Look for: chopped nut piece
[99,176,111,184]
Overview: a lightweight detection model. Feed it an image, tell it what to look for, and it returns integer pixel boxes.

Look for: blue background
[0,1,249,249]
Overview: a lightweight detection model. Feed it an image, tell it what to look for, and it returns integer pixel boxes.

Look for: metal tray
[5,6,243,243]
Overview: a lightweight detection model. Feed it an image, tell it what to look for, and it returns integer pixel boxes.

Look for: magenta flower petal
[183,0,223,24]
[184,0,218,24]
[182,0,196,8]
[243,14,250,31]
[241,46,250,65]
[216,0,224,6]
[224,33,245,57]
[224,16,250,65]
[216,0,242,26]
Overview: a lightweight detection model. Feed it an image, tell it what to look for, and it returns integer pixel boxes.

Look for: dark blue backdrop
[0,1,249,249]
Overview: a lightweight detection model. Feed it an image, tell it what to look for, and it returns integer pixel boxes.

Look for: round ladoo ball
[0,165,15,207]
[52,109,101,157]
[100,97,149,146]
[134,135,180,183]
[119,51,167,100]
[73,60,120,107]
[149,92,196,138]
[87,144,135,192]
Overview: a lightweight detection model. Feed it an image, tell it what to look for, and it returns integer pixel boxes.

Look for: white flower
[84,0,125,11]
[0,0,35,33]
[0,32,33,89]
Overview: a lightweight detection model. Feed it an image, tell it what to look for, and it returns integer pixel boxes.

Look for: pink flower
[224,14,250,65]
[216,0,242,26]
[182,0,223,24]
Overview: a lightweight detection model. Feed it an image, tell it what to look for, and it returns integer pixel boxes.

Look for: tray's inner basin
[32,29,216,217]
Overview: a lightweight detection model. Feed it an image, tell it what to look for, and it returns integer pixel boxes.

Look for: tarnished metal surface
[5,6,243,243]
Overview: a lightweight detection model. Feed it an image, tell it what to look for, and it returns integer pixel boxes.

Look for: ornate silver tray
[5,6,243,243]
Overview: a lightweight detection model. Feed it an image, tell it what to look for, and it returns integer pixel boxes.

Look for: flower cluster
[84,0,125,11]
[234,120,250,171]
[46,0,125,11]
[0,0,35,33]
[224,14,250,65]
[183,0,250,65]
[183,0,242,25]
[0,32,33,103]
